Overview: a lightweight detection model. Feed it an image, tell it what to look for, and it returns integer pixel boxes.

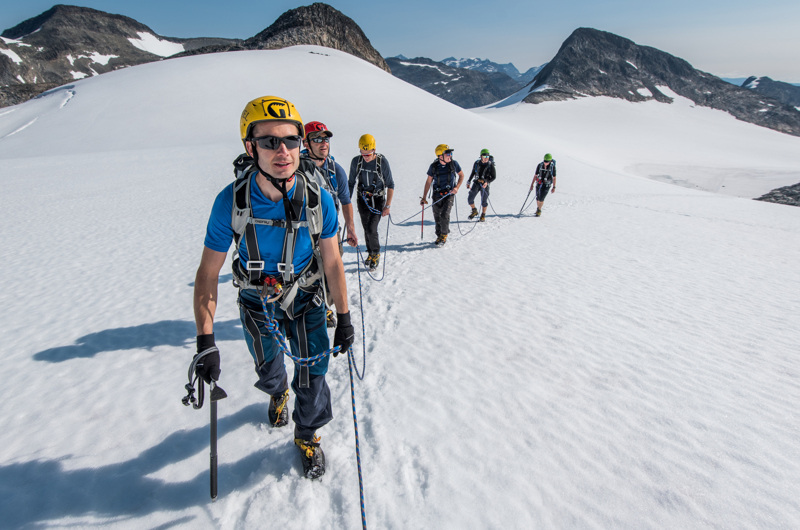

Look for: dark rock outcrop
[742,77,800,108]
[0,5,240,105]
[0,3,387,108]
[441,57,544,84]
[385,56,521,108]
[518,28,800,137]
[755,182,800,207]
[173,3,389,73]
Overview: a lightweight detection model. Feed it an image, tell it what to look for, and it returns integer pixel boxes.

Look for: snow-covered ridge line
[397,61,454,76]
[127,32,184,57]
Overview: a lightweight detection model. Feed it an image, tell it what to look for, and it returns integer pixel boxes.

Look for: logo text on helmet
[265,101,288,119]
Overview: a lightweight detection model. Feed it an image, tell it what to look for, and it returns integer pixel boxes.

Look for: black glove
[195,333,221,383]
[333,312,355,357]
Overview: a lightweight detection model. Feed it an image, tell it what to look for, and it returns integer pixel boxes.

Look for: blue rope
[347,345,367,529]
[352,246,368,380]
[387,191,452,226]
[258,290,367,528]
[258,297,340,365]
[453,194,479,236]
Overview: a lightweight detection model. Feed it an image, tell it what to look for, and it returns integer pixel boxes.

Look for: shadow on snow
[0,404,298,527]
[33,319,244,363]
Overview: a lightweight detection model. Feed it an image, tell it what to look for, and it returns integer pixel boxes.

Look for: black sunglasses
[251,135,303,150]
[309,136,330,144]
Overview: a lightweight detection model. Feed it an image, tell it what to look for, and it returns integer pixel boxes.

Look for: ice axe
[183,349,228,499]
[519,187,533,216]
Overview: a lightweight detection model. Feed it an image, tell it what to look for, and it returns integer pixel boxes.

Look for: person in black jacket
[466,148,497,222]
[421,144,464,247]
[529,153,557,217]
[348,134,394,270]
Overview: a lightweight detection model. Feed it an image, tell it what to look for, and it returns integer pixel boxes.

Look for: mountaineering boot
[295,434,326,479]
[436,234,448,247]
[326,309,337,328]
[479,213,486,222]
[363,254,374,269]
[468,207,479,220]
[434,235,443,245]
[535,208,542,217]
[369,252,380,271]
[268,389,290,428]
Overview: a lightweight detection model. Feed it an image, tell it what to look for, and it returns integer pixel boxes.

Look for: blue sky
[2,0,799,82]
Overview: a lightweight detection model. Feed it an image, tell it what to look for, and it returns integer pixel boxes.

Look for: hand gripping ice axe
[182,347,228,499]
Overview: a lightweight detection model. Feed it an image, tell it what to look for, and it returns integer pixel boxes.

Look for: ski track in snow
[0,47,799,529]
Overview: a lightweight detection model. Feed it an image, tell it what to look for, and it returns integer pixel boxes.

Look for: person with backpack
[466,148,497,222]
[529,153,557,216]
[347,134,395,270]
[301,121,355,328]
[192,96,355,480]
[420,144,465,246]
[301,121,357,249]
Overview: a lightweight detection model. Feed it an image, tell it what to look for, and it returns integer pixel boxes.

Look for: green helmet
[480,148,490,156]
[543,153,553,161]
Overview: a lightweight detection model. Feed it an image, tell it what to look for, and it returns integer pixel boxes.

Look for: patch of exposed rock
[755,182,800,207]
[520,28,800,137]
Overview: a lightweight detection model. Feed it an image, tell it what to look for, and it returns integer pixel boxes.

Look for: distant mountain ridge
[0,3,387,108]
[517,28,800,137]
[741,77,800,108]
[0,4,237,107]
[385,56,521,109]
[441,57,544,84]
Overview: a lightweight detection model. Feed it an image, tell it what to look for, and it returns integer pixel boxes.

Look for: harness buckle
[312,292,323,307]
[247,260,264,271]
[277,263,295,275]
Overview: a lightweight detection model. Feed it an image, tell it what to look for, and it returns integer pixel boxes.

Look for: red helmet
[304,121,333,138]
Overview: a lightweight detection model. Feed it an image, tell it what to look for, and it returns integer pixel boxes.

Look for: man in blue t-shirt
[301,121,356,249]
[421,144,465,246]
[193,96,354,480]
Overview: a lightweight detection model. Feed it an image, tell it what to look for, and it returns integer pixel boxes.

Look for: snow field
[0,46,799,528]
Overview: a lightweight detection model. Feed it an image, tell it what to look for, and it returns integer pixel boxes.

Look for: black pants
[535,183,551,202]
[432,192,454,237]
[357,193,385,254]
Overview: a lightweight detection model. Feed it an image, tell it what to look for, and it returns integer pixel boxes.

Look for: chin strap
[251,141,300,222]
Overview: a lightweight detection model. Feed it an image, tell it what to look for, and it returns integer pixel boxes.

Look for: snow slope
[483,85,800,198]
[0,46,799,529]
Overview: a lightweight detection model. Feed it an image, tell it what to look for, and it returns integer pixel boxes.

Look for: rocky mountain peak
[2,4,152,41]
[244,3,389,73]
[521,27,800,137]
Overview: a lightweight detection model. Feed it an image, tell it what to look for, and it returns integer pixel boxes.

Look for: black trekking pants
[357,193,385,254]
[432,192,454,237]
[535,182,551,202]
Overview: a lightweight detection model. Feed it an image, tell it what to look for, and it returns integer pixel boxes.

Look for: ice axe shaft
[519,188,533,215]
[209,381,227,500]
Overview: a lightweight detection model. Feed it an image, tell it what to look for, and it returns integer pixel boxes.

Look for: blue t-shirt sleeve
[454,160,462,173]
[204,184,235,253]
[426,162,435,177]
[319,187,339,239]
[334,162,351,205]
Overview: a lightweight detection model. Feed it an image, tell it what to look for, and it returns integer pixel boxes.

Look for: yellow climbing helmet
[435,144,453,156]
[240,96,304,145]
[358,134,376,151]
